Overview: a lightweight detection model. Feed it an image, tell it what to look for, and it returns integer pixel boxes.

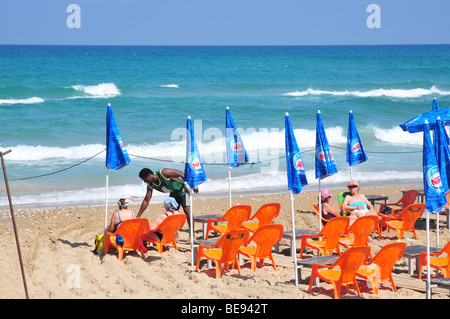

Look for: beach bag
[380,206,392,215]
[115,234,124,246]
[93,234,104,254]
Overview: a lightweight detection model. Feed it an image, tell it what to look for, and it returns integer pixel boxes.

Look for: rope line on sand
[6,145,422,181]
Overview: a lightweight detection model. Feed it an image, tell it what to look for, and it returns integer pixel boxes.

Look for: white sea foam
[159,84,179,88]
[2,144,105,161]
[0,169,422,209]
[69,83,121,99]
[0,97,45,105]
[368,125,423,145]
[283,86,450,99]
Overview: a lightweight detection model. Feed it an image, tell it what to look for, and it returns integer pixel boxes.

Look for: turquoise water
[0,45,449,208]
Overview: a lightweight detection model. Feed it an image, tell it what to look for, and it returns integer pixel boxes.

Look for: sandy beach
[0,185,449,300]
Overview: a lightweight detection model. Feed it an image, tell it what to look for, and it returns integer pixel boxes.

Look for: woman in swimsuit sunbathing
[105,198,135,244]
[342,181,377,218]
[141,197,181,243]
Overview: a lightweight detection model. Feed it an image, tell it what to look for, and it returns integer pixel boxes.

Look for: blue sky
[0,0,449,45]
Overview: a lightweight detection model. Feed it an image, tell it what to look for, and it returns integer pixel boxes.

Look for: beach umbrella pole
[318,179,322,230]
[290,191,299,286]
[426,211,432,299]
[228,166,232,208]
[189,187,195,267]
[0,150,29,299]
[105,168,109,228]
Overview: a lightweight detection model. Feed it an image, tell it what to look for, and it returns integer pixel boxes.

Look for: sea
[0,44,449,209]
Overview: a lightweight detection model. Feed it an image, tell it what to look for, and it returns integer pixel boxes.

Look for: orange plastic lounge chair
[140,214,186,254]
[196,229,250,278]
[310,202,331,227]
[308,246,371,299]
[239,224,283,272]
[242,203,281,232]
[338,215,378,251]
[299,216,350,259]
[379,189,418,216]
[381,203,425,239]
[104,218,150,261]
[356,242,406,295]
[205,205,252,240]
[418,240,450,279]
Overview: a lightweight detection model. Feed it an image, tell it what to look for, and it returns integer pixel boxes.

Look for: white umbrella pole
[436,211,440,249]
[105,168,109,228]
[290,191,299,286]
[228,166,232,208]
[318,179,322,231]
[189,188,195,267]
[426,211,431,299]
[350,166,353,181]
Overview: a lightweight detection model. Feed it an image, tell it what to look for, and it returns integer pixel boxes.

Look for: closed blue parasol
[184,116,207,190]
[105,103,131,227]
[184,116,207,266]
[315,111,338,179]
[432,97,439,111]
[285,112,308,286]
[285,113,308,194]
[225,107,249,206]
[315,110,338,229]
[422,120,447,298]
[346,111,368,180]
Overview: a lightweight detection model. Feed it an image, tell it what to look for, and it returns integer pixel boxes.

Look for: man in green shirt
[137,168,198,229]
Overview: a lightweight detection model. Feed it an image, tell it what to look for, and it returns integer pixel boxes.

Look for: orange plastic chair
[381,203,425,239]
[308,246,371,299]
[205,205,252,240]
[238,224,283,272]
[338,215,379,251]
[310,202,332,227]
[140,214,186,254]
[196,229,250,278]
[104,218,150,261]
[356,242,406,295]
[299,216,350,259]
[418,240,450,279]
[379,190,418,216]
[242,203,281,232]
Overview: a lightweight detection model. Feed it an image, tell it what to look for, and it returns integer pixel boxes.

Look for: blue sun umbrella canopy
[285,113,308,194]
[226,107,249,168]
[433,118,450,194]
[106,103,130,170]
[423,121,447,214]
[346,111,368,167]
[184,116,207,189]
[315,111,338,179]
[399,107,450,133]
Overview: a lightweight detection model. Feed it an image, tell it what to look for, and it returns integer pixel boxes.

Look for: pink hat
[321,189,332,199]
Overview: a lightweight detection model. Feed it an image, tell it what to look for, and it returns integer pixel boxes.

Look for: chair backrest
[248,224,283,257]
[216,229,249,262]
[371,242,406,279]
[157,214,187,244]
[397,203,425,229]
[223,205,252,230]
[320,216,350,250]
[251,203,281,226]
[346,215,379,247]
[440,240,450,256]
[115,218,150,249]
[310,202,327,226]
[335,246,371,283]
[338,192,351,209]
[399,190,419,208]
